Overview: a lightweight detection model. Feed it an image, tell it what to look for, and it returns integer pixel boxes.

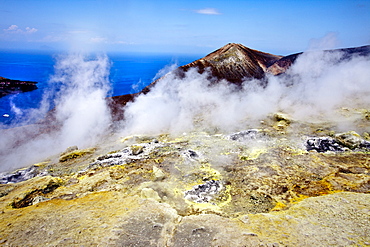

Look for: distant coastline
[0,76,38,98]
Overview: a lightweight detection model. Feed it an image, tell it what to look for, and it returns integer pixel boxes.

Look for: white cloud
[194,8,221,15]
[4,24,21,33]
[25,27,38,33]
[308,32,340,51]
[41,34,66,42]
[68,30,90,34]
[6,25,20,31]
[90,36,107,43]
[112,40,136,45]
[3,25,38,34]
[114,40,129,44]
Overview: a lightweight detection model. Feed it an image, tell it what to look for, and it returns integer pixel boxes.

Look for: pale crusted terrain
[1,113,369,246]
[2,191,368,246]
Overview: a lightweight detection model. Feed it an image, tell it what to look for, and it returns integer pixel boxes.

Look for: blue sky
[0,0,369,55]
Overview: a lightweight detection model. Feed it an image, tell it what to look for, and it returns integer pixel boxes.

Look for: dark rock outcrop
[305,131,370,153]
[306,137,345,153]
[0,76,38,97]
[0,165,39,184]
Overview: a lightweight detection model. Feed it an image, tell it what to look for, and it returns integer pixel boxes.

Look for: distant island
[0,76,38,97]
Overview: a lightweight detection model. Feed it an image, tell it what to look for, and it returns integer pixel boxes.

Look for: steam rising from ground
[121,50,370,136]
[0,49,369,173]
[277,51,370,121]
[0,54,112,172]
[51,54,112,147]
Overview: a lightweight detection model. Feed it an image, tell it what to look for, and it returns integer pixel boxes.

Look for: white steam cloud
[121,50,370,136]
[51,54,112,147]
[0,54,112,172]
[307,32,340,50]
[1,48,369,173]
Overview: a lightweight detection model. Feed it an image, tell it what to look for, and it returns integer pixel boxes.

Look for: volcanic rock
[0,76,38,97]
[335,131,370,149]
[305,131,370,153]
[0,165,39,184]
[266,52,302,76]
[179,43,282,83]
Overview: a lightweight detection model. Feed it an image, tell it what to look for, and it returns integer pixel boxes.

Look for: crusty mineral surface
[1,115,369,246]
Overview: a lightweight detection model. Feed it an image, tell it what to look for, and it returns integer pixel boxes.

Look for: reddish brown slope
[180,43,282,83]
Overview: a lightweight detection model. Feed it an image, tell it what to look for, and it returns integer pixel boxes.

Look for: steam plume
[1,48,369,173]
[121,49,370,136]
[0,54,112,172]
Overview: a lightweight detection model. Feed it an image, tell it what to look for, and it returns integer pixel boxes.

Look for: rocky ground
[0,112,369,246]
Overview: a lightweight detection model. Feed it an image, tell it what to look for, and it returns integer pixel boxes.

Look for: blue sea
[0,51,200,127]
